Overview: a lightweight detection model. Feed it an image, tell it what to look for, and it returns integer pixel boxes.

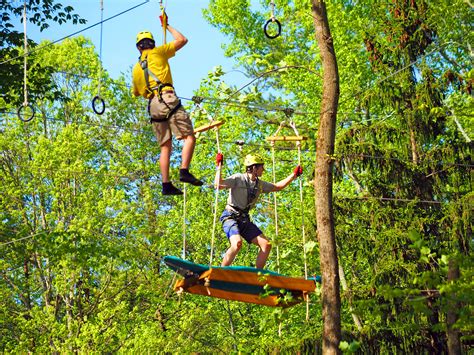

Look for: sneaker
[179,169,204,186]
[162,182,183,196]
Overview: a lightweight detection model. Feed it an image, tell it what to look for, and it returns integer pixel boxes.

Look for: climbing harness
[92,0,106,115]
[17,1,35,122]
[139,54,181,123]
[263,0,281,39]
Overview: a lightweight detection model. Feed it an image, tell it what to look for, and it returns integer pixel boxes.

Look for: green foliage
[0,0,472,353]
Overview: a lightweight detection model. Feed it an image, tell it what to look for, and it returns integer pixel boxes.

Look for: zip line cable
[1,110,472,169]
[0,0,150,66]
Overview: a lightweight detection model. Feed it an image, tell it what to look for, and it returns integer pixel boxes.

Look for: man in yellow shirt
[132,16,202,195]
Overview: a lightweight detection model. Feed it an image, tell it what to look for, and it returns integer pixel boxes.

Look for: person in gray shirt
[215,153,303,269]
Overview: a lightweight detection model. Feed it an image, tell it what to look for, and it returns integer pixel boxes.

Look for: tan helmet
[136,31,154,44]
[244,154,264,167]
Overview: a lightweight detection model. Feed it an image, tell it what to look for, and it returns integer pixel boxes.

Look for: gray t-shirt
[223,173,275,212]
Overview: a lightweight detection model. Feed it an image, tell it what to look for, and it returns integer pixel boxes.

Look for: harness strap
[140,55,180,123]
[149,99,182,123]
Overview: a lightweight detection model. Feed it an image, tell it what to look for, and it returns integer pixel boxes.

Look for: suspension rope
[17,1,35,122]
[264,0,281,39]
[92,0,106,115]
[209,106,222,266]
[182,184,187,259]
[269,121,286,273]
[289,119,310,320]
[159,0,167,44]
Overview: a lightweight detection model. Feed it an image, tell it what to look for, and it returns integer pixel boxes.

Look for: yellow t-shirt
[132,42,176,98]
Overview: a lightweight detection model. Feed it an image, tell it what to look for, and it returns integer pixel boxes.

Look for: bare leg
[252,235,272,269]
[221,234,242,266]
[180,134,196,169]
[160,139,172,182]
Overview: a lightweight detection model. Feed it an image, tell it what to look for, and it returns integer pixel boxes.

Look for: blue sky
[22,0,242,99]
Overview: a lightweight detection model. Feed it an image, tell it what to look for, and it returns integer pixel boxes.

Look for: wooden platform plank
[265,136,308,142]
[194,120,224,133]
[181,284,302,308]
[201,268,316,292]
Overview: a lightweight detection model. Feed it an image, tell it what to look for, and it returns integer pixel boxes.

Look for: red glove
[159,11,168,27]
[216,153,224,166]
[293,165,303,177]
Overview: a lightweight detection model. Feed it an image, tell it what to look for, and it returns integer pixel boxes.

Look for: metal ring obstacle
[17,103,35,122]
[263,18,281,39]
[92,95,106,115]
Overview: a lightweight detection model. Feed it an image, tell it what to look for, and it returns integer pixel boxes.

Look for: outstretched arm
[273,165,303,192]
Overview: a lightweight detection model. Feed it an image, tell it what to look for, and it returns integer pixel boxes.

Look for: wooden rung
[266,136,308,142]
[194,120,224,133]
[176,120,224,140]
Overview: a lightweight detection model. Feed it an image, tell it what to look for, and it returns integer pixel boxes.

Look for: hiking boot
[179,169,203,186]
[162,182,183,196]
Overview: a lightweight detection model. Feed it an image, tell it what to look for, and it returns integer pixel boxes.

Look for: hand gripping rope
[263,0,281,39]
[17,1,35,122]
[160,0,168,44]
[92,0,106,115]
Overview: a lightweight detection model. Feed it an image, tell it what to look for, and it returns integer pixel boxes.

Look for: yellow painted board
[265,136,308,142]
[194,120,224,133]
[182,284,302,308]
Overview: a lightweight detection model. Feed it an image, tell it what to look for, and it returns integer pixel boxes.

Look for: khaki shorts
[149,91,194,146]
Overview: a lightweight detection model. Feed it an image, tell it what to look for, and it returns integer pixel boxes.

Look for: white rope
[209,127,221,266]
[269,121,285,273]
[97,0,104,96]
[182,184,187,259]
[290,120,309,320]
[271,143,280,273]
[270,0,276,21]
[22,0,28,107]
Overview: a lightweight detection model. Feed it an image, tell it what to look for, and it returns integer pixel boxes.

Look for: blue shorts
[220,210,262,244]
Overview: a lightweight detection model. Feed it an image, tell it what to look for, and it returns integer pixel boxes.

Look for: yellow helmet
[244,154,264,167]
[136,31,154,44]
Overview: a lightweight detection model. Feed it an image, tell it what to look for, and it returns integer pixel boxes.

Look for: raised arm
[214,153,231,190]
[166,24,188,51]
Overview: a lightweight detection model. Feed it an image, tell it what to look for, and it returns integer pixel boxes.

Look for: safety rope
[159,0,167,44]
[204,103,221,266]
[182,184,187,259]
[289,120,310,320]
[92,0,106,115]
[264,0,281,39]
[269,121,286,273]
[22,1,28,109]
[17,1,35,122]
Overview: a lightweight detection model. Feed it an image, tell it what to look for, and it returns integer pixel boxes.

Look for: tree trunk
[311,1,341,354]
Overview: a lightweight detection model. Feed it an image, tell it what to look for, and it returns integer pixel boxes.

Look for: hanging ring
[17,103,35,122]
[92,95,106,115]
[264,18,281,39]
